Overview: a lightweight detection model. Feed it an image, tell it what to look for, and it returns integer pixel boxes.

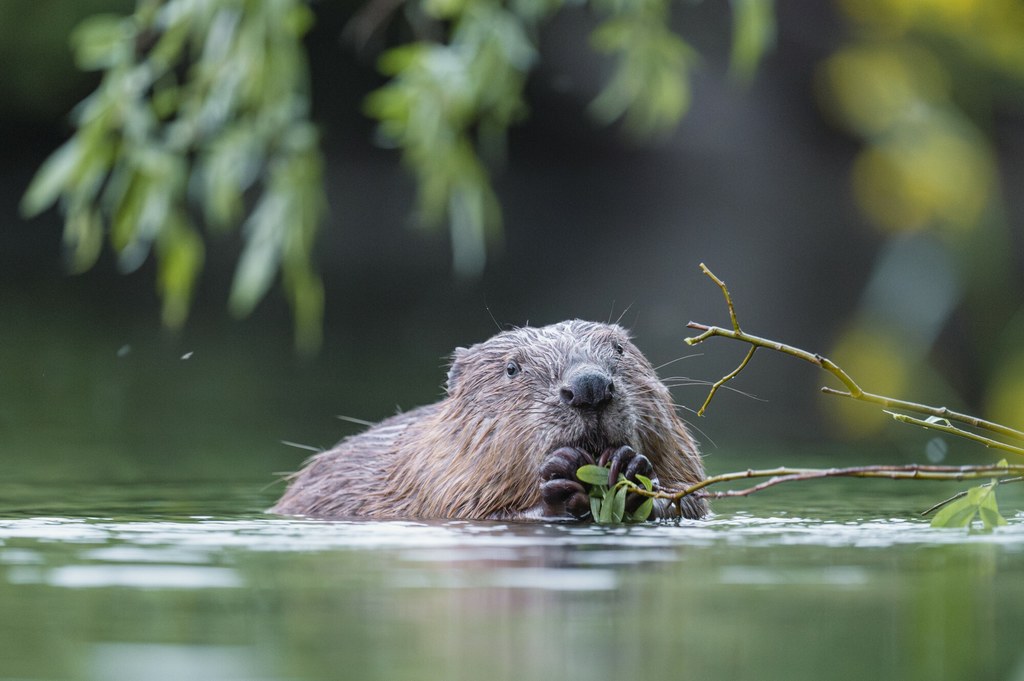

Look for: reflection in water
[88,644,268,681]
[10,564,242,589]
[1,504,1024,680]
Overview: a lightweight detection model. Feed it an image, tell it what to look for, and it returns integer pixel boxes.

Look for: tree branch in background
[684,263,1024,455]
[670,463,1024,500]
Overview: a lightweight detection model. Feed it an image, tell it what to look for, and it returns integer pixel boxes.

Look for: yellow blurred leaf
[157,218,205,329]
[825,324,913,437]
[730,0,776,82]
[985,351,1024,432]
[851,122,993,233]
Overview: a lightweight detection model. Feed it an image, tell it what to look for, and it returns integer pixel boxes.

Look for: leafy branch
[579,462,1022,529]
[26,1,776,348]
[577,464,655,523]
[22,0,326,352]
[582,264,1024,528]
[668,462,1024,500]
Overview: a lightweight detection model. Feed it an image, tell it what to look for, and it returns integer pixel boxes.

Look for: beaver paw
[599,445,658,515]
[540,446,595,519]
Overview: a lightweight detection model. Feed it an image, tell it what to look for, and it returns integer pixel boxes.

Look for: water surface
[2,289,1021,680]
[2,476,1023,681]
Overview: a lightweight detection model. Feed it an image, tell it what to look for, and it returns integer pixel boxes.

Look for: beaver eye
[505,361,521,378]
[613,341,625,355]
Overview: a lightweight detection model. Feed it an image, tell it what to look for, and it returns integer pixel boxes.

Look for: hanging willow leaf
[729,0,775,81]
[26,1,773,351]
[25,0,324,348]
[21,139,83,218]
[157,216,205,329]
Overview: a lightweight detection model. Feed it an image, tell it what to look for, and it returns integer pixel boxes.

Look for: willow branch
[685,263,1024,446]
[627,464,1024,504]
[700,262,741,333]
[696,346,756,417]
[886,412,1024,456]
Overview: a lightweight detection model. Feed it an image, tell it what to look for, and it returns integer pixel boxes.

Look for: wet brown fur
[271,320,707,520]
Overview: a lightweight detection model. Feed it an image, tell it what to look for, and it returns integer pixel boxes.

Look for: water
[4,287,1024,680]
[2,476,1024,681]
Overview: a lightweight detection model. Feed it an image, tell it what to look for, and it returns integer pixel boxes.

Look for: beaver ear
[446,347,469,395]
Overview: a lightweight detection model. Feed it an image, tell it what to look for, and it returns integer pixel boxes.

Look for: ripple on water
[2,513,1024,594]
[1,512,1023,557]
[7,564,243,589]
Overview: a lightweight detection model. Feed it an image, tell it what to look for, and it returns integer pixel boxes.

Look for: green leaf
[580,464,658,524]
[283,3,316,36]
[590,18,630,53]
[283,261,324,355]
[148,18,191,72]
[376,44,429,77]
[156,217,205,329]
[929,482,1006,530]
[21,139,83,217]
[588,9,695,136]
[630,497,655,523]
[598,490,615,524]
[610,484,627,523]
[977,483,1007,530]
[577,464,612,486]
[930,496,978,528]
[63,205,104,274]
[202,128,261,231]
[70,14,129,70]
[229,192,287,317]
[110,172,145,252]
[424,0,468,19]
[729,0,775,82]
[979,504,1008,531]
[449,182,490,277]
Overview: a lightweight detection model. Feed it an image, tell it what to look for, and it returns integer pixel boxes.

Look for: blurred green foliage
[22,0,325,352]
[816,0,1024,435]
[24,0,775,348]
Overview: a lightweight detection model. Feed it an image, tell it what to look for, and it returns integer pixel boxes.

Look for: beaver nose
[560,372,615,411]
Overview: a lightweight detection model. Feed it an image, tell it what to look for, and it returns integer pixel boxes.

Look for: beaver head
[447,320,665,456]
[419,319,702,519]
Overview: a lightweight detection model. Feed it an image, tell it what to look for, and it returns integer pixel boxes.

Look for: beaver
[271,320,707,521]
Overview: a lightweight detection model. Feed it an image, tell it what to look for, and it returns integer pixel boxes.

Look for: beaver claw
[599,445,658,515]
[599,445,654,486]
[540,446,595,519]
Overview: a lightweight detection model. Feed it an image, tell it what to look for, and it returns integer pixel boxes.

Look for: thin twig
[696,345,756,417]
[886,412,1024,456]
[626,464,1024,505]
[699,262,741,332]
[920,490,970,517]
[921,477,1024,516]
[685,264,1024,446]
